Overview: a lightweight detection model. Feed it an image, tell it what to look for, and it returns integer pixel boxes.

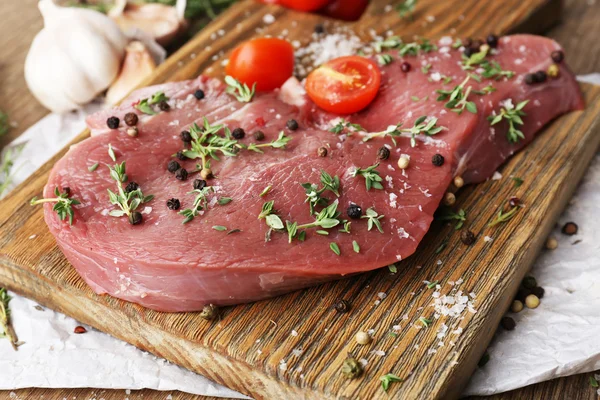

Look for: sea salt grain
[263,14,275,24]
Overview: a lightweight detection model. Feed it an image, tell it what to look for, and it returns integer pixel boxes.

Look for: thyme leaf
[488,100,529,143]
[179,186,214,224]
[329,119,365,135]
[373,36,402,52]
[436,76,477,115]
[353,240,361,253]
[225,75,256,103]
[377,54,394,65]
[30,187,81,225]
[419,316,432,327]
[135,91,170,115]
[361,207,384,233]
[380,373,403,391]
[329,242,341,256]
[353,164,384,191]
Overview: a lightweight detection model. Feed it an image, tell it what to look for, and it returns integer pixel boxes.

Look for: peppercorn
[479,43,490,53]
[511,300,524,313]
[314,23,325,34]
[545,237,558,250]
[63,187,71,196]
[471,39,483,49]
[509,196,521,208]
[181,130,192,143]
[561,221,578,235]
[200,304,218,320]
[129,211,143,225]
[531,286,545,299]
[463,47,476,57]
[397,155,410,169]
[341,355,363,379]
[166,198,180,210]
[253,130,265,141]
[193,179,207,190]
[125,181,139,193]
[453,176,464,188]
[158,100,170,111]
[167,160,181,173]
[551,50,564,63]
[232,127,245,139]
[525,73,536,85]
[525,294,540,309]
[286,119,299,131]
[124,112,138,126]
[317,146,328,157]
[126,127,139,137]
[432,153,445,166]
[547,64,560,79]
[401,61,411,72]
[486,34,499,48]
[377,146,390,160]
[334,299,350,313]
[443,192,456,206]
[478,352,490,368]
[194,89,205,100]
[176,168,188,181]
[534,70,547,83]
[515,287,531,302]
[522,276,537,289]
[176,151,188,161]
[200,168,213,180]
[74,326,87,334]
[107,116,120,129]
[460,230,476,245]
[501,316,516,331]
[347,204,362,219]
[463,38,473,48]
[355,331,371,345]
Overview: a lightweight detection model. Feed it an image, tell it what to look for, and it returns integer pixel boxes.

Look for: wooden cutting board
[2,0,600,399]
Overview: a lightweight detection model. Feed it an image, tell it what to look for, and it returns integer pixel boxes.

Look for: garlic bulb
[25,0,127,113]
[106,41,157,105]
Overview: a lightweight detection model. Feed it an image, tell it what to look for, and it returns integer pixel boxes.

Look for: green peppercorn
[200,304,218,320]
[341,355,363,379]
[522,276,537,289]
[129,211,143,225]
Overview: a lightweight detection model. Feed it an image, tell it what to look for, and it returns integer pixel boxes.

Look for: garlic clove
[106,41,157,105]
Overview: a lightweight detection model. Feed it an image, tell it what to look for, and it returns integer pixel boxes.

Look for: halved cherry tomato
[226,38,295,92]
[280,0,330,12]
[320,0,369,21]
[306,56,381,114]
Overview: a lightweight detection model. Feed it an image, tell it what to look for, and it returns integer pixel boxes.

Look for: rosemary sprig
[361,207,384,233]
[353,163,384,191]
[438,208,466,230]
[436,76,477,115]
[380,373,403,391]
[488,206,520,227]
[396,0,417,19]
[362,116,444,147]
[329,119,365,135]
[246,131,292,153]
[488,100,529,143]
[30,187,81,225]
[0,288,21,350]
[135,91,170,115]
[225,75,256,103]
[179,186,214,224]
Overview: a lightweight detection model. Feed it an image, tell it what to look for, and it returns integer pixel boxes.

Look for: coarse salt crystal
[492,171,503,180]
[263,14,275,24]
[291,330,298,337]
[484,236,493,242]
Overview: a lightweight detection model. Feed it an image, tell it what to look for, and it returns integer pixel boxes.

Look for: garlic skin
[106,41,157,105]
[25,0,127,113]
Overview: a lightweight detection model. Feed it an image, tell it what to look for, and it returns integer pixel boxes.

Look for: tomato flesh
[226,38,295,92]
[280,0,330,11]
[320,0,369,21]
[306,56,381,114]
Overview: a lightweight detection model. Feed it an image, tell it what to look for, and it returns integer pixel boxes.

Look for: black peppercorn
[525,73,536,85]
[158,101,170,111]
[515,287,532,302]
[232,127,246,139]
[286,119,299,131]
[167,160,181,173]
[551,50,564,63]
[175,168,188,181]
[531,286,545,299]
[314,23,325,34]
[200,304,218,320]
[129,211,143,225]
[534,70,547,83]
[486,34,499,48]
[107,116,120,129]
[124,112,138,126]
[194,89,205,100]
[561,221,578,235]
[253,130,265,141]
[193,179,207,190]
[125,181,139,193]
[460,230,476,245]
[334,299,350,313]
[377,146,390,160]
[471,39,483,50]
[463,47,476,57]
[501,316,516,331]
[176,151,188,161]
[317,146,328,157]
[463,38,473,48]
[181,130,192,143]
[522,276,537,289]
[401,61,411,72]
[432,153,445,166]
[347,204,362,219]
[167,198,180,210]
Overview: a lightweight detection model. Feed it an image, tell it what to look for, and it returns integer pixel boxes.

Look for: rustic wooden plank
[3,0,600,399]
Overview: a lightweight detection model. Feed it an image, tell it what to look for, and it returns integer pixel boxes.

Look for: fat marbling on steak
[42,35,583,311]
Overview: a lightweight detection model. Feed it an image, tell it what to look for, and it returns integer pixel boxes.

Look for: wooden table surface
[1,0,599,399]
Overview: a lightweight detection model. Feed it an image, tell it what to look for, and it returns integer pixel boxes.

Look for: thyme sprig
[30,187,81,225]
[179,186,214,224]
[225,75,256,103]
[361,207,384,233]
[329,119,365,135]
[380,373,403,391]
[462,46,489,70]
[481,61,515,80]
[373,36,402,52]
[396,0,417,19]
[438,208,466,230]
[436,76,477,115]
[488,206,521,227]
[399,39,436,56]
[377,54,394,65]
[182,118,239,170]
[362,116,444,147]
[135,91,170,115]
[246,131,292,153]
[286,201,341,243]
[301,170,341,215]
[488,100,529,143]
[353,163,384,191]
[0,288,20,350]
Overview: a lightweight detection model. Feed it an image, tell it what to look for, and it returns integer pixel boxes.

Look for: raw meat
[42,35,583,311]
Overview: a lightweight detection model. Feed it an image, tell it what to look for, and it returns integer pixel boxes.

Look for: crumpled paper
[1,77,599,397]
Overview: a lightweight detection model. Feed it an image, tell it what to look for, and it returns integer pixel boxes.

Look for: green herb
[218,197,232,205]
[396,0,417,19]
[373,36,402,52]
[227,229,241,235]
[316,230,329,235]
[488,100,529,143]
[353,163,383,191]
[481,61,515,80]
[0,144,24,198]
[108,143,117,162]
[380,373,403,391]
[181,118,240,170]
[246,131,291,153]
[361,207,384,233]
[339,221,351,233]
[512,177,524,187]
[0,110,10,137]
[259,185,272,197]
[438,208,466,230]
[301,170,341,214]
[30,187,81,225]
[135,91,170,115]
[443,76,453,84]
[361,116,442,145]
[436,76,477,115]
[411,96,420,102]
[488,206,520,227]
[421,63,432,74]
[88,162,99,172]
[590,376,599,388]
[285,201,341,243]
[388,264,397,273]
[259,200,276,219]
[462,46,490,70]
[389,331,398,338]
[0,288,21,350]
[435,242,447,254]
[451,39,463,49]
[329,242,341,256]
[212,225,227,231]
[398,39,436,56]
[225,75,256,103]
[427,280,439,289]
[329,119,365,135]
[377,54,394,65]
[179,186,215,224]
[418,317,432,327]
[353,240,361,253]
[472,85,497,95]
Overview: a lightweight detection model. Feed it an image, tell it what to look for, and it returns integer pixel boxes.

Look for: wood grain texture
[1,0,600,399]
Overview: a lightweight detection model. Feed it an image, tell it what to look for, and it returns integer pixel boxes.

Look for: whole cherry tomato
[280,0,330,12]
[320,0,369,21]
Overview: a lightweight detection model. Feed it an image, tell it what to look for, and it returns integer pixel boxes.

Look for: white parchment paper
[1,76,599,397]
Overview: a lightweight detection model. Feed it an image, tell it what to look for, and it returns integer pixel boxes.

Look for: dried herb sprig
[182,118,240,170]
[481,61,515,80]
[353,163,384,191]
[488,100,529,143]
[30,187,81,225]
[0,288,21,350]
[225,75,256,103]
[179,186,214,224]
